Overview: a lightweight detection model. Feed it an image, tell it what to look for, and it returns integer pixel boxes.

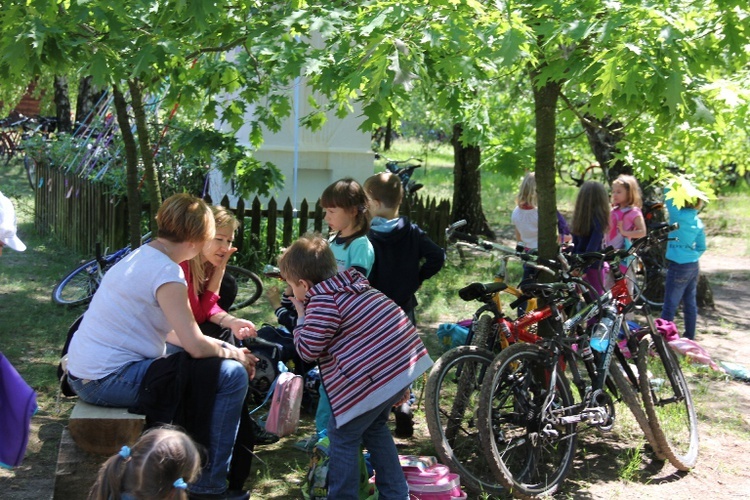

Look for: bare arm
[158,282,256,377]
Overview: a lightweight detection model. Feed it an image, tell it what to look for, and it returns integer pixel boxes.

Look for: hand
[216,246,238,272]
[266,285,282,309]
[237,348,258,380]
[393,388,411,407]
[617,221,624,235]
[231,317,257,341]
[289,296,305,319]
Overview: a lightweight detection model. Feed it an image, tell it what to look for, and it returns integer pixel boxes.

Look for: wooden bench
[54,401,146,498]
[67,400,146,455]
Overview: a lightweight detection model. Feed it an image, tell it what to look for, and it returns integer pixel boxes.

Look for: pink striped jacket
[293,269,433,427]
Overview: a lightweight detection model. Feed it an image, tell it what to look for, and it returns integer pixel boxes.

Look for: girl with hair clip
[606,174,647,290]
[88,427,201,500]
[320,177,375,277]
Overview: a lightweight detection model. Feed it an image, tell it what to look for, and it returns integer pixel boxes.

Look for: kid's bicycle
[52,233,263,310]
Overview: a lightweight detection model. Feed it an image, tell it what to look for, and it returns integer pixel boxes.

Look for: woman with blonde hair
[182,205,255,345]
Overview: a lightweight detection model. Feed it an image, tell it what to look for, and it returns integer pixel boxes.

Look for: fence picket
[34,171,451,260]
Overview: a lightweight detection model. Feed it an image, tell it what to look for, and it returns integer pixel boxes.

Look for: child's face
[324,206,356,235]
[611,183,628,207]
[286,277,311,302]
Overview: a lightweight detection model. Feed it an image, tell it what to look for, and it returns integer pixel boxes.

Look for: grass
[3,140,750,497]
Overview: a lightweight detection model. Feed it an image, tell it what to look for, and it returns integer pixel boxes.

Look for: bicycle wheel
[478,343,577,499]
[608,353,665,459]
[24,154,37,189]
[424,345,505,496]
[226,265,263,311]
[51,258,102,306]
[637,331,699,470]
[468,313,495,351]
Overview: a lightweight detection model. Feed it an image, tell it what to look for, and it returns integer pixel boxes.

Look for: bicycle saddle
[459,281,508,301]
[518,282,569,298]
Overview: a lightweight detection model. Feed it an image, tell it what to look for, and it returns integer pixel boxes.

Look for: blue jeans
[661,261,700,340]
[70,356,248,495]
[326,388,409,500]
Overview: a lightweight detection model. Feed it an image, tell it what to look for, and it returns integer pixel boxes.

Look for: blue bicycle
[52,232,262,310]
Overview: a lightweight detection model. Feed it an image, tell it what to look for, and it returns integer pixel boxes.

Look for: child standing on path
[571,181,611,295]
[364,172,445,438]
[88,427,202,500]
[280,234,433,499]
[661,189,707,340]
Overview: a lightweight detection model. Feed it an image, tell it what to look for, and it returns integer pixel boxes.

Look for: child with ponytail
[88,427,202,500]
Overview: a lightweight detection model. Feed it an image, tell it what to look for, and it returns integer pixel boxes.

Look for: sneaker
[293,433,318,452]
[393,403,414,438]
[249,417,280,446]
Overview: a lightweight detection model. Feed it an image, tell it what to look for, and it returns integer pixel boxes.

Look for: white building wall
[209,81,373,209]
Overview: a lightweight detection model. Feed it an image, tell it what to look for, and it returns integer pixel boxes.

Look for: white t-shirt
[67,245,186,380]
[511,206,539,250]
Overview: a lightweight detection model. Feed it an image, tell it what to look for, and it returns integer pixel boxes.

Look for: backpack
[57,315,84,397]
[301,437,378,500]
[263,371,303,437]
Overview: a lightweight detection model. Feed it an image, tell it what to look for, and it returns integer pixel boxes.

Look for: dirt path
[579,247,750,499]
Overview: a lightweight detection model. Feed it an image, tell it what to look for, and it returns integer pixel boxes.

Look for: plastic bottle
[590,305,617,353]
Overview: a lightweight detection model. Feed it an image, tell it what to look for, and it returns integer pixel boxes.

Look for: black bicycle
[375,153,424,199]
[52,232,263,310]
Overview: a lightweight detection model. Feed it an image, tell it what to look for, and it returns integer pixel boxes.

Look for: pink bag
[264,372,303,437]
[398,456,466,499]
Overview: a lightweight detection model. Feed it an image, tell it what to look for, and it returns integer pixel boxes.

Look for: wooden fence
[34,164,452,261]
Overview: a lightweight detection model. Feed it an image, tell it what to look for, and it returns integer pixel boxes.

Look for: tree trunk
[384,116,393,151]
[112,85,142,249]
[128,79,161,232]
[75,76,107,127]
[53,76,72,133]
[581,114,630,184]
[450,123,494,238]
[531,77,561,264]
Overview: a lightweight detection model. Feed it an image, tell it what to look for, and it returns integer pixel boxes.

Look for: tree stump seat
[68,400,145,455]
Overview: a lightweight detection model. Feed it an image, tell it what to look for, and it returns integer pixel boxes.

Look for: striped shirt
[293,269,433,427]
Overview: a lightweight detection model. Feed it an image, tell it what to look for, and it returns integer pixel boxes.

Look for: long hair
[516,173,537,207]
[612,174,642,208]
[320,178,369,248]
[571,181,610,237]
[88,427,201,500]
[188,205,240,295]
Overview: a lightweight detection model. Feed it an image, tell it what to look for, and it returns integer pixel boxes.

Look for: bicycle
[374,152,424,199]
[52,233,263,311]
[21,116,58,189]
[475,224,696,498]
[424,225,585,495]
